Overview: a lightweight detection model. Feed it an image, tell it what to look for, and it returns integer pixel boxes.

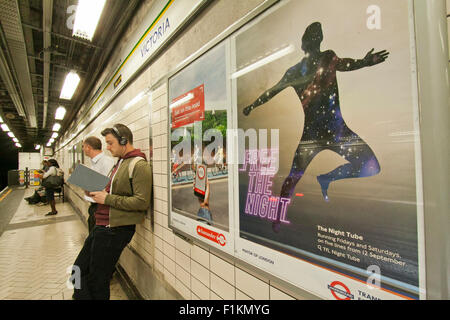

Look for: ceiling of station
[0,0,141,152]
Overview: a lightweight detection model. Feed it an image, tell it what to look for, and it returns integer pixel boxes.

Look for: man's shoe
[45,211,58,216]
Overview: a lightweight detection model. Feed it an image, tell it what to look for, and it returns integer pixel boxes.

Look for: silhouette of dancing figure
[243,22,389,232]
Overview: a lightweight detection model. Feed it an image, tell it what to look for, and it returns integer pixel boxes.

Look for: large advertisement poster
[233,0,424,300]
[169,42,234,254]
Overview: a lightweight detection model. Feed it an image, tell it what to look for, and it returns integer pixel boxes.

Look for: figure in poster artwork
[243,22,389,232]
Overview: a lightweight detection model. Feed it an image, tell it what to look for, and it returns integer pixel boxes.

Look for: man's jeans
[72,225,135,300]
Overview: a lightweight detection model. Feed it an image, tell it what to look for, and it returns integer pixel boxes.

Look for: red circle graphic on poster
[197,166,206,180]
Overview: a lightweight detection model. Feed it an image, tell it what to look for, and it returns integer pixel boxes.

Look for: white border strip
[408,0,426,300]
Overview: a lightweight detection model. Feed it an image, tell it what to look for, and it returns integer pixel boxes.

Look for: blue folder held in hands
[67,164,110,192]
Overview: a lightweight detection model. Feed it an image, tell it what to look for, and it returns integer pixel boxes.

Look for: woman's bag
[42,175,64,189]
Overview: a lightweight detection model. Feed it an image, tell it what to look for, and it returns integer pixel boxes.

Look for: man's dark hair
[101,123,133,145]
[83,136,102,150]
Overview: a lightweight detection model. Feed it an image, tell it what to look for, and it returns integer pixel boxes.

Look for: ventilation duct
[42,0,53,128]
[0,0,37,128]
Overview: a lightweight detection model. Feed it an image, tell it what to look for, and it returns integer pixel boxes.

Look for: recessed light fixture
[60,71,80,100]
[1,124,10,132]
[55,106,67,120]
[52,123,61,132]
[72,0,106,41]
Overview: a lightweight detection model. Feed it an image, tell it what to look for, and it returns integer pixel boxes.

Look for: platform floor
[0,187,129,300]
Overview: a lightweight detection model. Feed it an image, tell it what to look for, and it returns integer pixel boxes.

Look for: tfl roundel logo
[327,281,354,300]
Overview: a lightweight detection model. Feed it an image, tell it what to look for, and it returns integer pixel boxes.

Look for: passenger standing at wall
[82,136,115,233]
[42,159,62,216]
[72,123,152,300]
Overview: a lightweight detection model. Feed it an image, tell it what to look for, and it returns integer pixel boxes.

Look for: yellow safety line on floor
[0,189,12,202]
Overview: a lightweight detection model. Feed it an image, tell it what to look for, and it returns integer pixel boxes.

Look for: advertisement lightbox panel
[232,0,424,300]
[169,41,234,254]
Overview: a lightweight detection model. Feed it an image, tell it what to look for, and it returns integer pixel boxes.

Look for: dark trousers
[72,225,135,300]
[87,203,98,234]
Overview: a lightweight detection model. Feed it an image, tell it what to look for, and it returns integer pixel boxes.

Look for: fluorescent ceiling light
[0,116,3,122]
[49,138,55,144]
[47,142,52,147]
[51,132,59,139]
[231,45,295,79]
[12,138,18,143]
[169,93,194,110]
[15,143,22,148]
[35,145,41,150]
[1,124,10,132]
[52,123,61,132]
[7,132,15,138]
[60,71,80,100]
[55,106,67,120]
[72,0,106,41]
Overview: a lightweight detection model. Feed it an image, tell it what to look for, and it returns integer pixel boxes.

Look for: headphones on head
[112,125,128,146]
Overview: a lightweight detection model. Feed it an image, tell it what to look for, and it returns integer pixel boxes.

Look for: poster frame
[167,39,235,256]
[229,0,426,300]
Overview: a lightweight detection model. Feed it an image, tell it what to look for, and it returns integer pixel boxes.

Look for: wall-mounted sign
[44,147,53,156]
[169,41,234,255]
[232,0,424,300]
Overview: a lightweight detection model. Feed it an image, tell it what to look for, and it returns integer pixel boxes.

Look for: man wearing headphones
[72,123,152,300]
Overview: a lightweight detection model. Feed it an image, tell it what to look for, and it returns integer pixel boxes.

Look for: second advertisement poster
[169,42,234,253]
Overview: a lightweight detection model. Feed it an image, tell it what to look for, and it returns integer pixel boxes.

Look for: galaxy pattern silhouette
[243,22,389,231]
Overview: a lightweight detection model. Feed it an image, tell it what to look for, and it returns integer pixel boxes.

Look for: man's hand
[363,48,389,66]
[90,190,108,204]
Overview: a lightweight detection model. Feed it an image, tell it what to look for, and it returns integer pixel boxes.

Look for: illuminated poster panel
[233,0,424,300]
[169,42,234,254]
